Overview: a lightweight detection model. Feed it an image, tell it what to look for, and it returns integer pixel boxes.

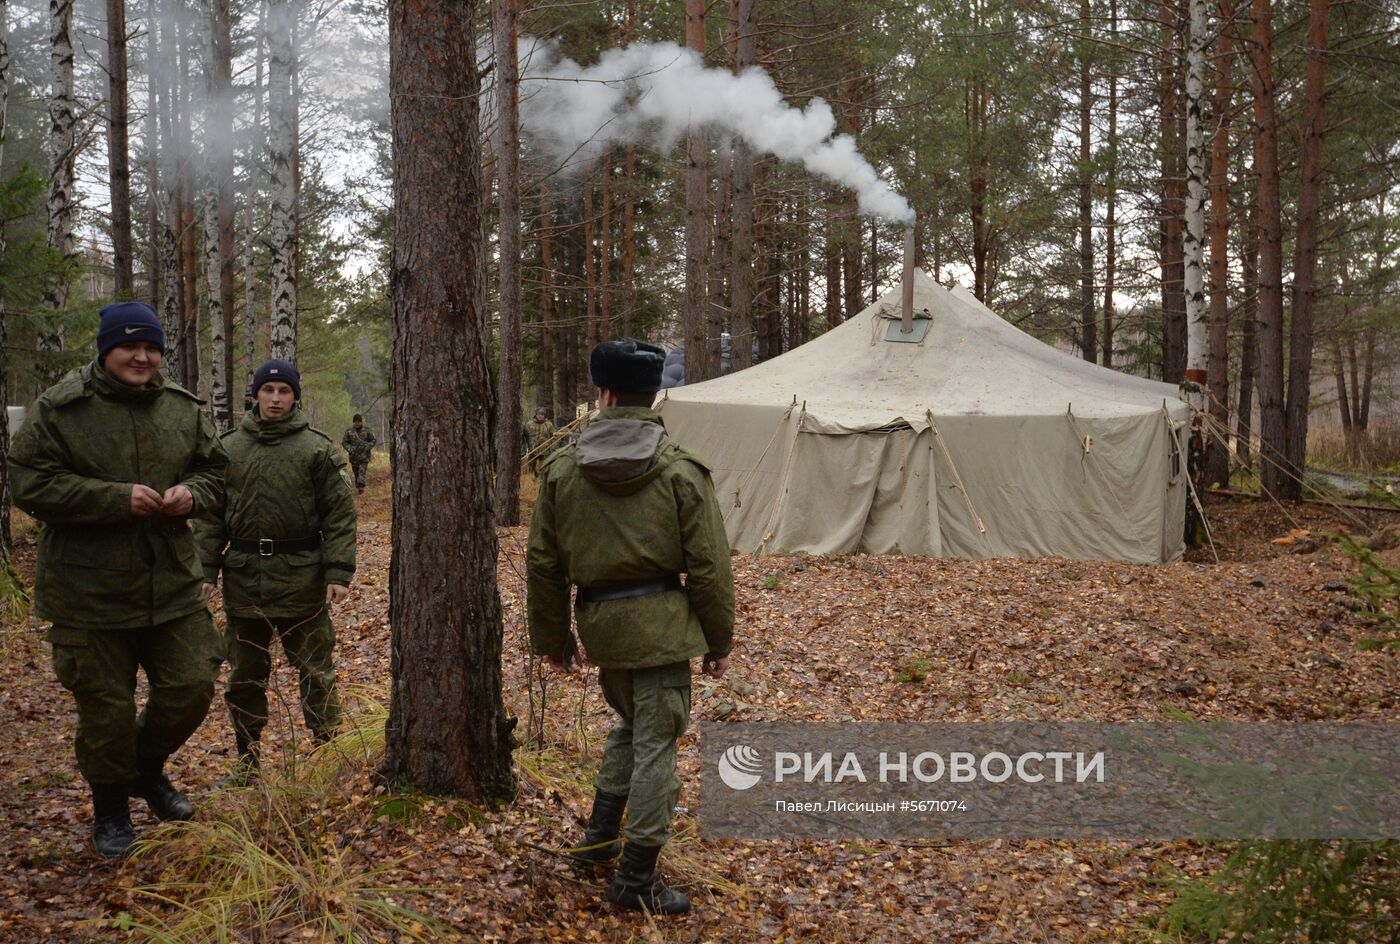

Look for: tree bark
[1236,188,1259,467]
[156,2,181,382]
[1102,0,1118,368]
[245,0,267,391]
[729,0,756,372]
[177,30,199,394]
[1281,0,1329,499]
[1249,0,1286,498]
[382,0,514,802]
[683,0,711,384]
[1078,0,1096,363]
[106,0,133,296]
[145,0,160,310]
[205,0,236,430]
[1159,0,1186,383]
[0,0,12,547]
[493,0,522,525]
[1183,0,1208,380]
[42,0,78,367]
[1204,0,1236,487]
[268,0,297,361]
[824,207,840,329]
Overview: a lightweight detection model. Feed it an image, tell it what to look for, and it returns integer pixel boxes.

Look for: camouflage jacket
[525,417,556,450]
[527,407,735,669]
[196,408,357,618]
[341,425,376,465]
[10,362,228,629]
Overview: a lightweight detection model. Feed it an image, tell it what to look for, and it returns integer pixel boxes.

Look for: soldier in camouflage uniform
[10,302,228,858]
[197,360,357,778]
[528,339,735,915]
[340,414,376,492]
[524,407,556,475]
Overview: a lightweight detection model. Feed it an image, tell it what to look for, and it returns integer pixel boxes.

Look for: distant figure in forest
[197,360,357,783]
[527,338,735,915]
[341,413,376,493]
[9,302,228,858]
[524,406,555,475]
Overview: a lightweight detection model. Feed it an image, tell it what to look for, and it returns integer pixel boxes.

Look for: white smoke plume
[516,38,913,225]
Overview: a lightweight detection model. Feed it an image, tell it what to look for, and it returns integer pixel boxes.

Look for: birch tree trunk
[1159,0,1187,382]
[1183,0,1208,382]
[42,0,78,366]
[245,0,267,389]
[1281,0,1330,500]
[1236,188,1258,467]
[155,3,181,381]
[105,0,133,296]
[492,0,522,526]
[682,0,711,384]
[204,0,236,429]
[382,0,515,801]
[267,0,298,361]
[145,0,160,309]
[1249,0,1287,498]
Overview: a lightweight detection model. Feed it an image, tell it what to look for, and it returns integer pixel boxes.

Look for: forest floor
[2,460,1399,943]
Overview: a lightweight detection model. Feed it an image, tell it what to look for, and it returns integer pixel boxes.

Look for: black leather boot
[132,760,195,821]
[570,790,626,870]
[92,783,137,859]
[222,732,261,787]
[606,842,691,915]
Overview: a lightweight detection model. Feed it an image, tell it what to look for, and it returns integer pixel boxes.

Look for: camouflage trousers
[595,661,692,847]
[350,462,368,489]
[47,610,223,786]
[225,610,341,745]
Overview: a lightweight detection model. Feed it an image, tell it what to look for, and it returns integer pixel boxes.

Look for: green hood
[574,407,675,495]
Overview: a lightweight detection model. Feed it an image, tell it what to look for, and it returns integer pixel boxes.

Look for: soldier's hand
[702,653,730,679]
[159,484,194,516]
[130,484,163,517]
[326,584,351,606]
[202,582,217,604]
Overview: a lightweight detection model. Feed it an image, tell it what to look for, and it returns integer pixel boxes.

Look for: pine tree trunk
[729,0,756,370]
[1102,0,1118,367]
[1078,0,1096,363]
[205,0,236,430]
[824,207,840,329]
[267,0,298,361]
[708,144,730,374]
[621,145,636,338]
[382,0,515,801]
[0,0,12,547]
[492,0,522,526]
[106,0,133,296]
[1249,0,1287,498]
[537,187,556,420]
[1281,0,1329,499]
[1236,191,1258,467]
[683,0,710,384]
[1204,0,1236,487]
[42,0,78,367]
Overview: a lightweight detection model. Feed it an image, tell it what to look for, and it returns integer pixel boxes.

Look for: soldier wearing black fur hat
[527,338,735,915]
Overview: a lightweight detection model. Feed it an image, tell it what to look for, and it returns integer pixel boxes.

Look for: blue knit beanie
[96,302,166,359]
[251,359,301,400]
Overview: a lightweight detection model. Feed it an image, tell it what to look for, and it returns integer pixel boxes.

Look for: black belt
[575,575,683,604]
[229,534,321,556]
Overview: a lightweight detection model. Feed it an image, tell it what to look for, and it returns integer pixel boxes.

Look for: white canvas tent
[656,271,1193,564]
